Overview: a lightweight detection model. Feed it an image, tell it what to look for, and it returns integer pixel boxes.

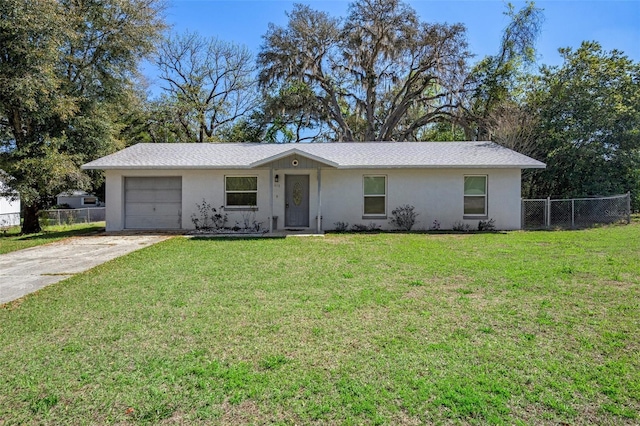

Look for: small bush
[389,204,418,231]
[191,200,228,231]
[334,221,349,232]
[452,221,472,232]
[430,219,441,231]
[478,218,496,231]
[351,222,381,232]
[239,209,263,232]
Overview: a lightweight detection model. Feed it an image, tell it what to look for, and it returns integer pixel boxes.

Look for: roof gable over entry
[251,149,339,169]
[81,141,546,170]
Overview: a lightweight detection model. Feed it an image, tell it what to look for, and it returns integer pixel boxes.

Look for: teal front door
[285,175,310,228]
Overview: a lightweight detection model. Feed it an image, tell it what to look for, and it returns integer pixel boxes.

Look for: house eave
[81,165,256,170]
[82,163,546,171]
[334,164,546,170]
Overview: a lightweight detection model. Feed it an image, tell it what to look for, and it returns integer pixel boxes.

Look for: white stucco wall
[320,168,522,231]
[104,167,523,231]
[105,169,275,232]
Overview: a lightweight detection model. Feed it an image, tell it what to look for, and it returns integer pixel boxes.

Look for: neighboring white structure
[82,142,546,232]
[56,190,102,209]
[0,172,21,228]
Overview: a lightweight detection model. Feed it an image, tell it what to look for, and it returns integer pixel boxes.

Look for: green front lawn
[1,224,638,424]
[0,222,105,254]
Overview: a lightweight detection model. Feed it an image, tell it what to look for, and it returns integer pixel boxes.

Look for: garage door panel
[125,189,181,203]
[125,177,181,190]
[126,202,181,216]
[158,189,181,202]
[125,216,181,230]
[125,189,155,203]
[124,177,182,230]
[128,203,181,216]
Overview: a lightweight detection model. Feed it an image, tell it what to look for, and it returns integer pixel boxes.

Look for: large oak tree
[257,0,470,142]
[0,0,165,233]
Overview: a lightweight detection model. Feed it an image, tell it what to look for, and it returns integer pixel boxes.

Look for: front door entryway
[285,175,310,228]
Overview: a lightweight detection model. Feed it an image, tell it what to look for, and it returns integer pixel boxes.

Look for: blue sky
[145,0,639,89]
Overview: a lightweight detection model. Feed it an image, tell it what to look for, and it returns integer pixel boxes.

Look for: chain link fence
[522,193,631,230]
[39,208,106,226]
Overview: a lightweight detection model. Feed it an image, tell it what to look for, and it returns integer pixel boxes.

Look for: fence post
[627,191,632,224]
[571,199,575,228]
[546,197,551,228]
[87,208,91,223]
[57,210,61,226]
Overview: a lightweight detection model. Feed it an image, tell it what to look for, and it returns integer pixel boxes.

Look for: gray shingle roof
[81,142,545,170]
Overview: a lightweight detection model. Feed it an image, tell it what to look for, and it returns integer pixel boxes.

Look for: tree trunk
[22,203,41,234]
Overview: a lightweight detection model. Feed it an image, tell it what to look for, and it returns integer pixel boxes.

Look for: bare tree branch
[156,31,258,142]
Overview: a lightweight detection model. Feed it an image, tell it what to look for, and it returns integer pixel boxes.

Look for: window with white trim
[225,176,257,207]
[464,175,487,216]
[363,175,386,216]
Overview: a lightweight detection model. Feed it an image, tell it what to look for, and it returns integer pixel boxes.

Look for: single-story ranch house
[81,142,545,232]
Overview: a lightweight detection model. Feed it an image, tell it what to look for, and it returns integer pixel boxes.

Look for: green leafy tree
[460,1,543,141]
[223,82,328,143]
[524,42,640,207]
[0,0,165,233]
[122,95,196,144]
[258,0,470,142]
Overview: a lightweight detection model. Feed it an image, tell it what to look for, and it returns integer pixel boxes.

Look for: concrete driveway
[0,235,170,305]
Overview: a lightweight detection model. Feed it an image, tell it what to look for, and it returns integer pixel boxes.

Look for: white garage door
[125,177,182,229]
